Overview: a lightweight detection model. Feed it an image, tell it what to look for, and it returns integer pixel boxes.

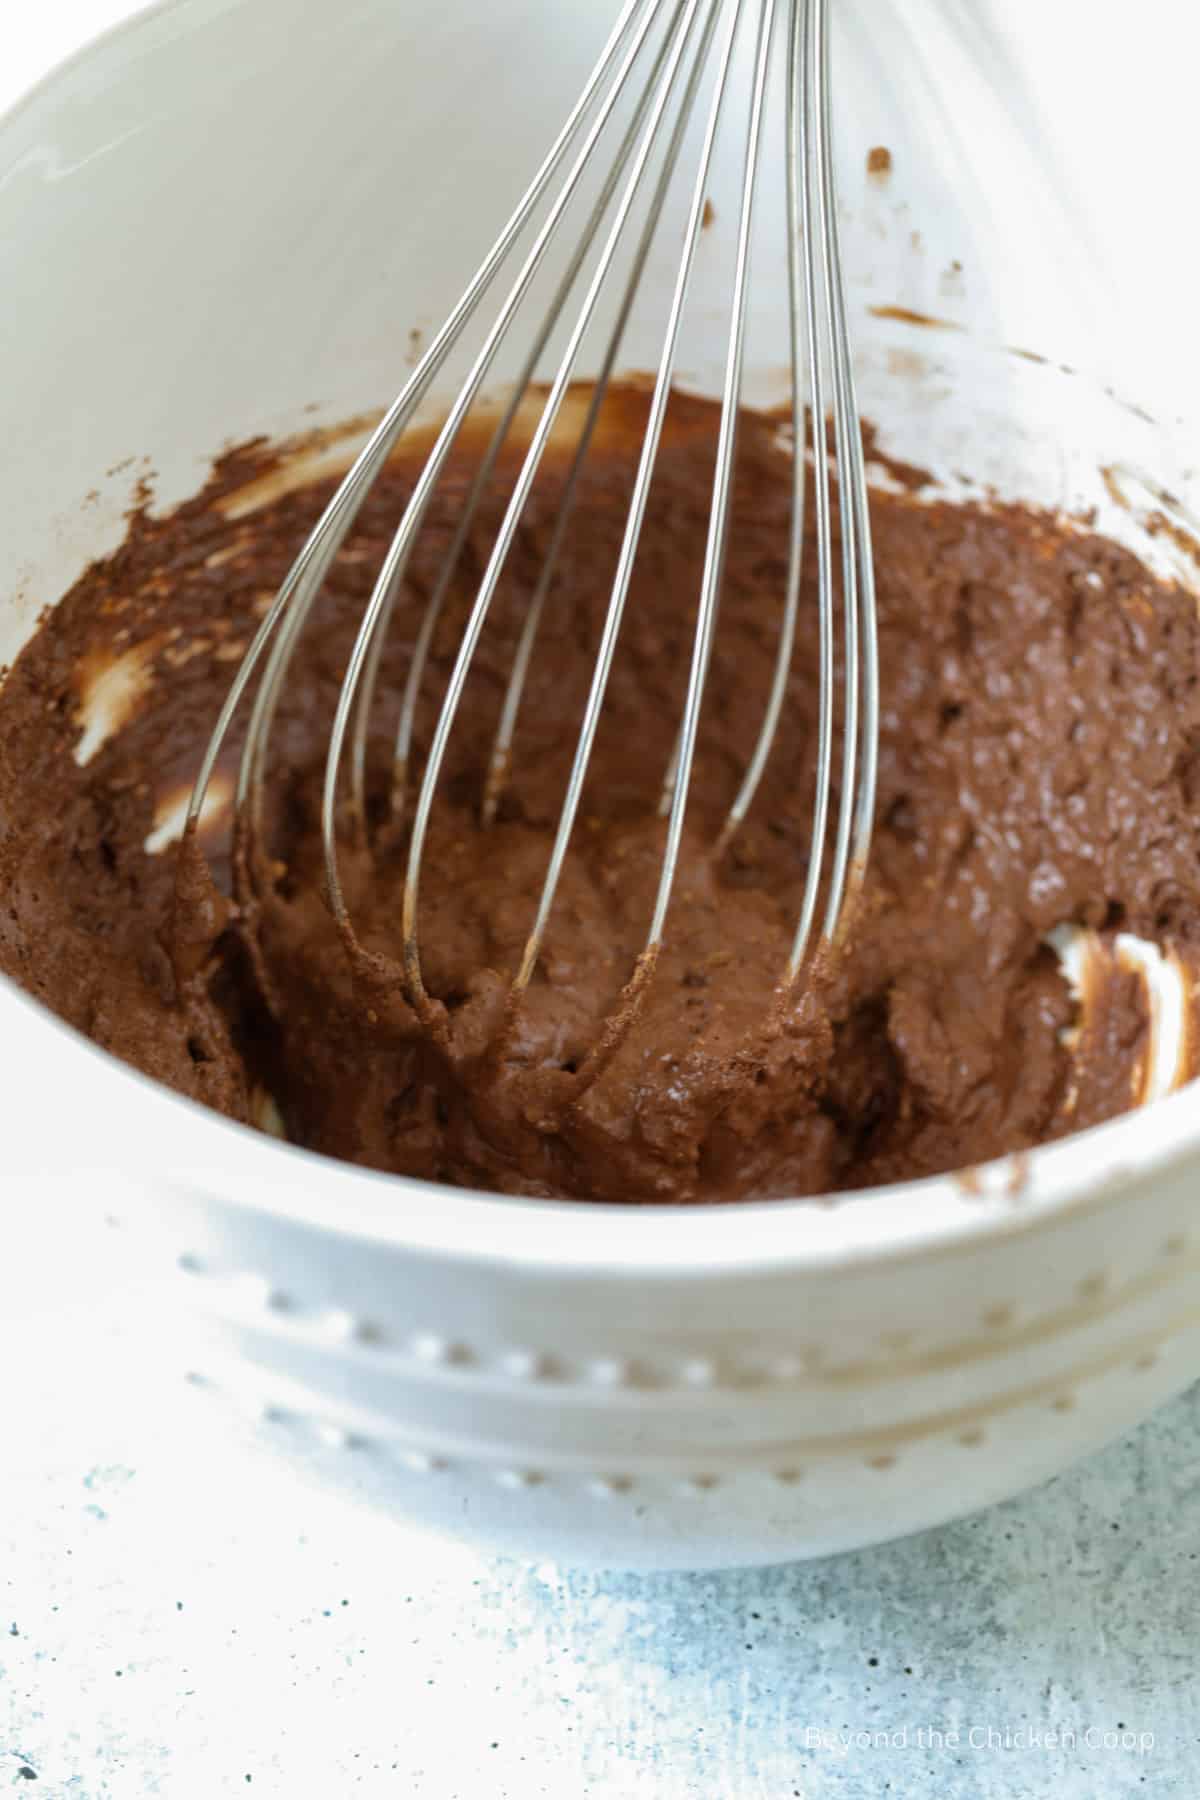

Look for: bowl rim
[5,965,1190,1278]
[3,0,1197,1279]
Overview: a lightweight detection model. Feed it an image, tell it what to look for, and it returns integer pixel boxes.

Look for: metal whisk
[186,0,878,1029]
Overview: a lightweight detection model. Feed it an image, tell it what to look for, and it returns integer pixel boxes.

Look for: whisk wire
[717,0,807,869]
[189,0,880,1046]
[825,70,879,896]
[320,0,678,941]
[376,13,686,832]
[184,0,653,851]
[784,0,835,979]
[482,0,724,830]
[647,0,778,950]
[807,0,860,950]
[512,0,749,996]
[395,0,715,1003]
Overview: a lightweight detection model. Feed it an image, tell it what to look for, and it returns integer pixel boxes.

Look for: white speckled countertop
[6,4,1200,1794]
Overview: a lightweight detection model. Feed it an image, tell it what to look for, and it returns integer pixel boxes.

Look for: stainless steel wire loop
[186,0,879,1024]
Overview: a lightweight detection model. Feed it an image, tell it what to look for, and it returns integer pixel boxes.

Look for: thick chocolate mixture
[1,388,1197,1202]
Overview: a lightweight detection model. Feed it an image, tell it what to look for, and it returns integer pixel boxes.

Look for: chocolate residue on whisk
[1,384,1198,1203]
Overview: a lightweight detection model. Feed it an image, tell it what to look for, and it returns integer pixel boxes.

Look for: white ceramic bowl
[5,0,1200,1569]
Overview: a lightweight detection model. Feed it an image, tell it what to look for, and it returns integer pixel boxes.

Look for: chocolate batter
[1,386,1197,1202]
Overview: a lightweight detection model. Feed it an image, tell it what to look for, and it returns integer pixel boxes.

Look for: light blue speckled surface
[2,1220,1194,1797]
